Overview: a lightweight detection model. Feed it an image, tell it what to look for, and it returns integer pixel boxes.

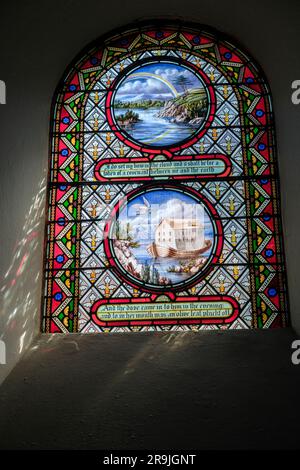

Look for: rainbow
[126,72,179,97]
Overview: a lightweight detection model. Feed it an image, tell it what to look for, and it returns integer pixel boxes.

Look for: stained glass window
[43,20,289,333]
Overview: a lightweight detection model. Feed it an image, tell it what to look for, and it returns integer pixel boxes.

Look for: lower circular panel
[104,184,222,292]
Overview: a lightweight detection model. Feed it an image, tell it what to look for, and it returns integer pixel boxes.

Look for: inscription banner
[95,155,231,182]
[91,296,239,327]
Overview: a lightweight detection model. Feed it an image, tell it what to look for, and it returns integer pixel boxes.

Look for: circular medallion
[111,60,210,149]
[105,185,222,291]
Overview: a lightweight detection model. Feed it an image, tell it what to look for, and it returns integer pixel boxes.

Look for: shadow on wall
[0,174,46,384]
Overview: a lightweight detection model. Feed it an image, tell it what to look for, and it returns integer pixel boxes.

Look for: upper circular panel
[111,60,209,148]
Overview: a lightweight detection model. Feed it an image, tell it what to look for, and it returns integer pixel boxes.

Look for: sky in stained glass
[115,62,203,102]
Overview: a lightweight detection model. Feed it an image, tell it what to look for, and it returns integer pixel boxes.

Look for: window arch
[43,20,288,333]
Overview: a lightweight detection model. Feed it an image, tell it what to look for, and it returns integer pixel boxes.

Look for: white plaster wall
[0,0,299,384]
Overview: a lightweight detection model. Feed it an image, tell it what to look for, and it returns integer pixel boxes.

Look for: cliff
[157,88,207,125]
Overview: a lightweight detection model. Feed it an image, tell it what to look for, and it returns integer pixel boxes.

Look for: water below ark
[132,242,211,284]
[114,107,202,147]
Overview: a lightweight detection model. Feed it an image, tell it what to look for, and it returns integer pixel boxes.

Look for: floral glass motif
[43,21,288,333]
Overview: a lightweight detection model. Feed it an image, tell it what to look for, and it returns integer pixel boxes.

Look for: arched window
[43,20,288,333]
